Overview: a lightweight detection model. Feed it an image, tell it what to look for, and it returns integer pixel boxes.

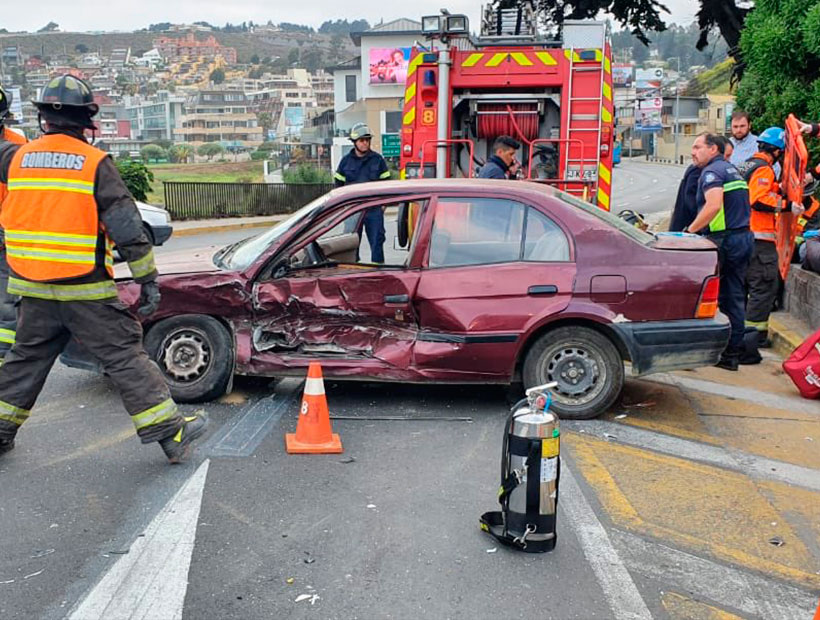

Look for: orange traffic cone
[813,597,820,620]
[285,362,343,454]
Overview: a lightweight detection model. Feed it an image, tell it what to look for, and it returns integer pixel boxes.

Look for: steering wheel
[304,241,326,266]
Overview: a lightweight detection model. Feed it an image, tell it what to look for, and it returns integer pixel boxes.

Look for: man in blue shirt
[334,123,391,263]
[728,110,758,167]
[684,133,754,370]
[479,136,520,179]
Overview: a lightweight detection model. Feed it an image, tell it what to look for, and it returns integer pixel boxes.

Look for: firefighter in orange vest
[737,127,803,352]
[0,86,26,363]
[0,75,207,461]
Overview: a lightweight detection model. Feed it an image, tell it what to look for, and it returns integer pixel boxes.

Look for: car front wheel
[144,314,233,403]
[523,326,624,419]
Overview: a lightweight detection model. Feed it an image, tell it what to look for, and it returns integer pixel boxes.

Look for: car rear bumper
[611,315,730,376]
[150,224,174,246]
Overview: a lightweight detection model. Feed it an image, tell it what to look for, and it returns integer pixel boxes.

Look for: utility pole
[670,57,681,165]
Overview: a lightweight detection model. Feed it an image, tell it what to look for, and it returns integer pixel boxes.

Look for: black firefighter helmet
[33,74,99,129]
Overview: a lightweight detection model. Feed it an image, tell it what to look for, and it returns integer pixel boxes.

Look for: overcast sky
[4,1,698,34]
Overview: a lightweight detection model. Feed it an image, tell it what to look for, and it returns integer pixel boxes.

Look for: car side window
[523,208,570,262]
[429,198,525,268]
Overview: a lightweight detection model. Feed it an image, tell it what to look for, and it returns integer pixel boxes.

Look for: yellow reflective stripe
[510,52,533,66]
[7,277,118,301]
[724,180,748,192]
[708,207,726,232]
[462,53,484,67]
[400,169,407,180]
[8,178,94,195]
[535,51,557,66]
[604,56,611,74]
[486,53,508,67]
[597,188,610,209]
[602,82,612,102]
[403,107,416,126]
[379,171,392,180]
[132,398,178,431]
[598,163,611,185]
[333,172,345,182]
[407,54,424,76]
[601,108,612,123]
[9,177,94,189]
[5,230,97,247]
[0,328,14,344]
[0,400,29,426]
[744,319,769,330]
[128,251,156,279]
[404,82,416,103]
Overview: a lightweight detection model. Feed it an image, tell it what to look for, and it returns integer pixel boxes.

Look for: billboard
[283,107,305,137]
[369,47,411,85]
[636,67,663,99]
[635,97,662,132]
[612,64,633,88]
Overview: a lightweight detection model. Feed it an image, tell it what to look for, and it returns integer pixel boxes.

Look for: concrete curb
[171,218,284,238]
[769,314,808,359]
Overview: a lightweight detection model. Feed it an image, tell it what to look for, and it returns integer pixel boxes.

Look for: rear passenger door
[413,196,576,379]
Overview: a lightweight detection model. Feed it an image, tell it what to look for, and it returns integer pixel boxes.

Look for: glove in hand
[138,280,161,316]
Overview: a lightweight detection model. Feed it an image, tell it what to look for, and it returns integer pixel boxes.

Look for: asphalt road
[610,158,686,215]
[2,162,817,620]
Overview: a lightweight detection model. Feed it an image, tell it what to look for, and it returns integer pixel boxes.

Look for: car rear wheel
[144,315,233,403]
[523,326,624,419]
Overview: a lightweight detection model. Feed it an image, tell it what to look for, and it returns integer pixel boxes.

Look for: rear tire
[144,314,233,403]
[523,326,623,419]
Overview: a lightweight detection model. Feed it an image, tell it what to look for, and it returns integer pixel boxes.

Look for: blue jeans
[361,208,385,263]
[712,231,754,352]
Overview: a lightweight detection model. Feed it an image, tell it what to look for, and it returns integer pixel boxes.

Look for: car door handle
[384,294,410,304]
[528,285,558,296]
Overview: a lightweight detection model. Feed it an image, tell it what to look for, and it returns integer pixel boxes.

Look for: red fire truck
[399,4,615,209]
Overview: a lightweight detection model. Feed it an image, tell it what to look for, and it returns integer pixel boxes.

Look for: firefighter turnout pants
[0,241,17,360]
[711,230,755,353]
[0,297,183,443]
[745,239,779,336]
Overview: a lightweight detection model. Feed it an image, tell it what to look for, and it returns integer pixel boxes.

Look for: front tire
[523,326,624,419]
[144,315,233,403]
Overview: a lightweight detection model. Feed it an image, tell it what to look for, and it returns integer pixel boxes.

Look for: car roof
[327,179,560,205]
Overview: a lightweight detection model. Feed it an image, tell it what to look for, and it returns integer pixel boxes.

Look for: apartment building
[173,90,263,147]
[127,91,186,141]
[153,33,237,65]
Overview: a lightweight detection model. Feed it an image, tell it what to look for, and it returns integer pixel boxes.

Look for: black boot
[715,350,739,371]
[0,435,15,456]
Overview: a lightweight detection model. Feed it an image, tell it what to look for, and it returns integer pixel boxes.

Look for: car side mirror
[272,260,291,279]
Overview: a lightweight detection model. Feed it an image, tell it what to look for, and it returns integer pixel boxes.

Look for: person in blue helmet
[683,133,754,371]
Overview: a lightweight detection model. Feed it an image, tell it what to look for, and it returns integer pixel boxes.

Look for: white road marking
[69,460,210,620]
[561,464,652,620]
[612,529,817,620]
[564,419,820,492]
[650,373,820,417]
[641,195,651,200]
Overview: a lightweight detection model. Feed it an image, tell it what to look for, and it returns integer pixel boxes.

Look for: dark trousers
[745,240,779,333]
[712,231,755,352]
[0,243,18,359]
[0,297,181,443]
[361,208,385,264]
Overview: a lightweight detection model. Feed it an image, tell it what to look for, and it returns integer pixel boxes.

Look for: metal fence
[163,182,334,221]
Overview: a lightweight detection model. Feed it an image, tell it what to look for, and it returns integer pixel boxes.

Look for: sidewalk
[171,214,289,237]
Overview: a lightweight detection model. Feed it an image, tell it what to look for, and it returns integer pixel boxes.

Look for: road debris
[23,570,44,579]
[768,536,785,547]
[623,401,655,409]
[1,579,15,584]
[615,414,627,419]
[31,549,55,558]
[295,593,320,605]
[339,456,356,464]
[304,558,315,564]
[366,504,377,509]
[286,578,294,585]
[486,548,497,554]
[604,433,618,441]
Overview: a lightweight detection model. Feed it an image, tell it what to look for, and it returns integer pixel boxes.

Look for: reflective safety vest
[739,153,778,242]
[0,126,27,205]
[1,133,113,284]
[706,178,749,233]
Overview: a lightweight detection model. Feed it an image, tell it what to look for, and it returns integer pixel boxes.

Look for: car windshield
[216,196,328,271]
[556,190,655,245]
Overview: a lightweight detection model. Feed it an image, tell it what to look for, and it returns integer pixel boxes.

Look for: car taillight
[695,276,720,318]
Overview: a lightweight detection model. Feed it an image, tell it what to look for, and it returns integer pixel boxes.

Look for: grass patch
[146,161,265,205]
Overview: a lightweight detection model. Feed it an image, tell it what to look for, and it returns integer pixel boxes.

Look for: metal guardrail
[163,182,334,221]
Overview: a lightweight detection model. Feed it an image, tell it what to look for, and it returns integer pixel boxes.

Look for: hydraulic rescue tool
[481,382,560,553]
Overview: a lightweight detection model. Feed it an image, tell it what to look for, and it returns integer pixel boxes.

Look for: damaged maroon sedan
[64,179,729,419]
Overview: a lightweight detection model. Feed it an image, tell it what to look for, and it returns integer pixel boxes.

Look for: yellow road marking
[662,592,744,620]
[566,433,820,589]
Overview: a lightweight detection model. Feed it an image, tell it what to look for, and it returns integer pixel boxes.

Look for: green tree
[140,144,167,162]
[287,48,300,66]
[38,21,59,33]
[197,143,225,161]
[115,160,154,201]
[257,112,272,135]
[250,53,260,64]
[169,144,193,163]
[735,0,820,159]
[74,43,89,54]
[152,139,173,151]
[210,68,225,84]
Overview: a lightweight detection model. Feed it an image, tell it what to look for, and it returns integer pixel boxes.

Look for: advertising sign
[635,97,662,132]
[635,67,663,99]
[369,47,411,85]
[612,64,633,88]
[283,107,305,137]
[8,87,23,119]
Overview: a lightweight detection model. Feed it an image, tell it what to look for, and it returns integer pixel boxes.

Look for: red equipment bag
[782,327,820,399]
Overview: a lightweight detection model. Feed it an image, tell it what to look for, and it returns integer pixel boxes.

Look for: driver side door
[248,197,430,379]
